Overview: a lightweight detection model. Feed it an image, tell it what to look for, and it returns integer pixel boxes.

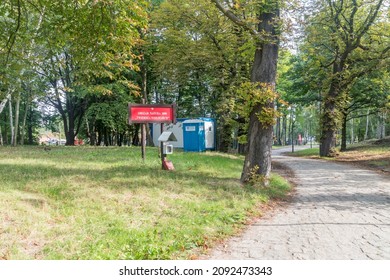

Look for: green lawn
[288,139,390,173]
[289,148,320,157]
[0,146,290,260]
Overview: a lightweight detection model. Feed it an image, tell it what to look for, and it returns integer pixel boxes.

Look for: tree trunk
[377,111,386,139]
[218,121,232,153]
[341,113,347,151]
[9,95,15,146]
[241,7,279,183]
[276,115,282,146]
[364,109,370,140]
[0,92,11,146]
[104,128,109,146]
[320,64,341,157]
[13,93,21,146]
[0,92,11,115]
[20,98,29,145]
[282,114,287,145]
[0,124,3,146]
[27,105,34,145]
[97,125,103,145]
[132,124,140,146]
[65,97,75,145]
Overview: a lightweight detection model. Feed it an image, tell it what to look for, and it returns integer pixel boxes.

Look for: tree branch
[353,0,384,49]
[346,109,378,122]
[5,0,22,66]
[210,0,260,39]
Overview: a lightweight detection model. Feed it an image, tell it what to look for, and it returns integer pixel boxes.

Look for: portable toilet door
[183,120,206,152]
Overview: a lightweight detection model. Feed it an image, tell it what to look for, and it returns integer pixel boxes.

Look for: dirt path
[208,147,390,260]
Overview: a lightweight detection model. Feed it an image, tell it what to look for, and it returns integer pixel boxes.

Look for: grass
[0,146,290,260]
[289,148,321,158]
[289,137,390,174]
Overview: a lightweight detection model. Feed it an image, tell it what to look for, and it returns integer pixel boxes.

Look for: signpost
[128,103,176,168]
[128,104,176,124]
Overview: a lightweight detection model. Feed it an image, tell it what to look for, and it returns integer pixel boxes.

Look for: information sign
[128,104,176,124]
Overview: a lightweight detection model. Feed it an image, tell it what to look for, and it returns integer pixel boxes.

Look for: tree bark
[320,64,341,156]
[9,95,15,146]
[0,123,3,146]
[27,105,34,145]
[364,109,370,140]
[241,6,279,182]
[0,92,11,115]
[341,113,347,151]
[20,98,29,145]
[282,114,287,145]
[276,115,282,146]
[0,92,11,146]
[13,92,21,146]
[377,111,386,139]
[218,121,232,153]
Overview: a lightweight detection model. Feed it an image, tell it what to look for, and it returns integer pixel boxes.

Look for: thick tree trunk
[241,103,275,182]
[241,8,279,183]
[320,65,342,157]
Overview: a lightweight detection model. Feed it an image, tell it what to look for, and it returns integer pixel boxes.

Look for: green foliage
[235,82,281,128]
[294,0,389,155]
[150,0,254,149]
[0,0,149,146]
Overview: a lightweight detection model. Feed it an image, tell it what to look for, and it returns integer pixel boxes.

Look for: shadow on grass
[0,162,262,201]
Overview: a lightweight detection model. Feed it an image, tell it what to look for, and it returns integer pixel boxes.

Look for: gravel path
[208,147,390,260]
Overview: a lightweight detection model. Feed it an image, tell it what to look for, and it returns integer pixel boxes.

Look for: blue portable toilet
[183,119,206,152]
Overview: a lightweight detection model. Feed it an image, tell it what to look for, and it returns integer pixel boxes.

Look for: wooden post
[160,123,165,169]
[141,99,146,162]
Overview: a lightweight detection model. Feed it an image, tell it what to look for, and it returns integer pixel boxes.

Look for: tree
[303,0,389,156]
[0,0,45,146]
[211,0,281,183]
[150,0,254,152]
[1,0,148,145]
[40,1,148,145]
[339,70,389,150]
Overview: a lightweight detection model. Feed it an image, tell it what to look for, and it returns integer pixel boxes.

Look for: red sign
[128,104,176,124]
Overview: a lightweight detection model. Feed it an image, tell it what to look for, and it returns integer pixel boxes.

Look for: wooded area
[1,0,389,182]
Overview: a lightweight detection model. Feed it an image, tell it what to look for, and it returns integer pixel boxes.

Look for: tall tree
[211,0,281,182]
[303,0,388,156]
[34,0,148,145]
[150,0,254,152]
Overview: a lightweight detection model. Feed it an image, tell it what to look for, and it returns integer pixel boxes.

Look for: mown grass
[0,146,290,260]
[289,148,320,158]
[290,139,390,173]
